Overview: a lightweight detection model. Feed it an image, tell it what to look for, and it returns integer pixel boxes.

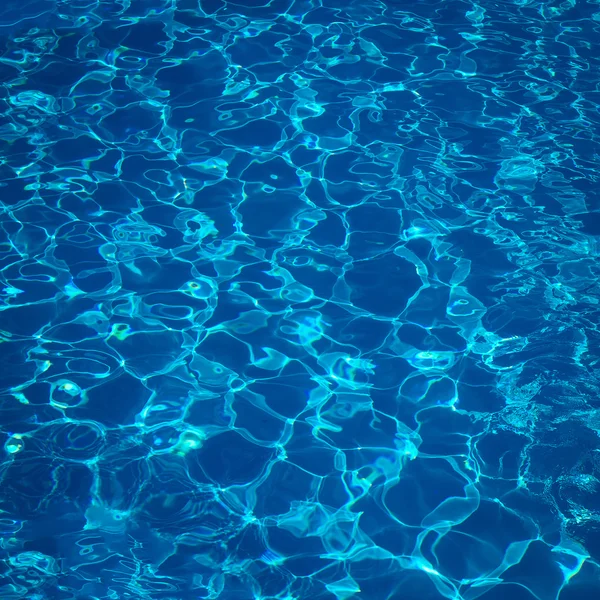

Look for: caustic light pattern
[1,0,600,599]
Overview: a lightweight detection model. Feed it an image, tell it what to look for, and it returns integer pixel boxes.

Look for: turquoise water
[1,1,600,599]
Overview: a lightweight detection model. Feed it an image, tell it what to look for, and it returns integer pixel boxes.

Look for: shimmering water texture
[1,0,600,599]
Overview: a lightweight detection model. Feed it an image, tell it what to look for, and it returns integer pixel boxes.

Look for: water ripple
[1,0,600,599]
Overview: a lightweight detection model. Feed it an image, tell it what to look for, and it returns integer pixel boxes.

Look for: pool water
[1,1,600,599]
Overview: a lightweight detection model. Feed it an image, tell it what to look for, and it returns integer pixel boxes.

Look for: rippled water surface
[1,0,600,599]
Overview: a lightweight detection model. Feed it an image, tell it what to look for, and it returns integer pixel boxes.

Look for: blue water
[1,1,600,599]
